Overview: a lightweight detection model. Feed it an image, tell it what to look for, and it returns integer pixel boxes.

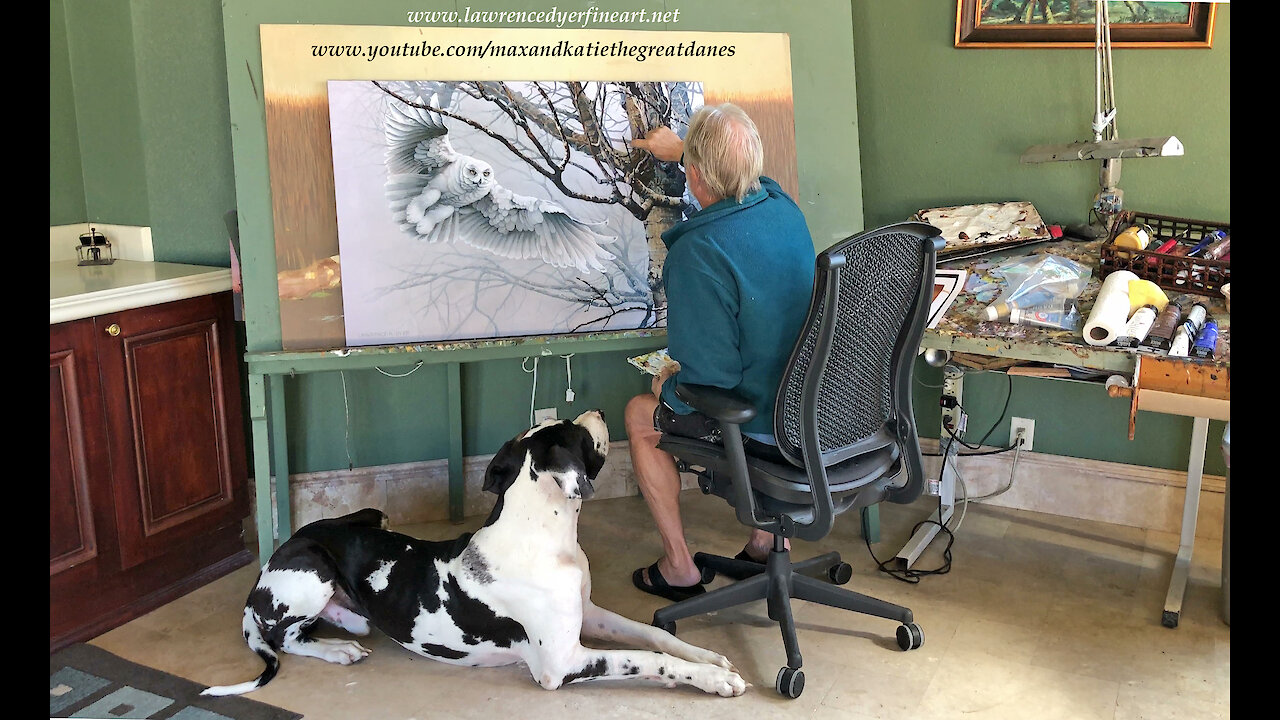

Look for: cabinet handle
[106,323,121,337]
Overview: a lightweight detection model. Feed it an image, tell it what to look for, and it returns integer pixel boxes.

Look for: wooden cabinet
[50,291,251,651]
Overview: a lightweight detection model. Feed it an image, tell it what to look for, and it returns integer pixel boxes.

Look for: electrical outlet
[1010,417,1035,452]
[940,371,964,436]
[534,407,558,423]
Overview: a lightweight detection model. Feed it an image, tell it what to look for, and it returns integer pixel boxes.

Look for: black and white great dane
[203,410,746,697]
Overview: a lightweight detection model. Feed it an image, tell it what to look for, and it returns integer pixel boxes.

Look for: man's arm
[631,126,684,163]
[660,246,742,413]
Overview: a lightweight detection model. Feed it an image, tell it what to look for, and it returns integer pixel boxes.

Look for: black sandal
[712,548,767,581]
[632,562,706,602]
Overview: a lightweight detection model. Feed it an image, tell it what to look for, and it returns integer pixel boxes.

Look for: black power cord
[869,372,1017,581]
[924,372,1015,456]
[865,435,957,583]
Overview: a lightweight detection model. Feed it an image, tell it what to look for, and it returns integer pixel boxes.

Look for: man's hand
[632,126,684,163]
[651,361,681,399]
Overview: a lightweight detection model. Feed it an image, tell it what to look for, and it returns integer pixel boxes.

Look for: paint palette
[628,348,679,376]
[917,201,1052,261]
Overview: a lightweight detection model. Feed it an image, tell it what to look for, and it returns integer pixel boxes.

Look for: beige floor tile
[1114,681,1230,720]
[77,488,1228,720]
[917,653,1121,720]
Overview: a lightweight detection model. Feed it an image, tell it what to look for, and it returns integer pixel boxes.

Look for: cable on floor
[865,435,957,583]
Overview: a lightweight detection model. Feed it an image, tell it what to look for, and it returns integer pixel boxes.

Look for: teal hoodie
[659,176,816,438]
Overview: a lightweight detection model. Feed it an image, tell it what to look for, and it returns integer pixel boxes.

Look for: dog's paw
[709,668,747,697]
[316,639,371,665]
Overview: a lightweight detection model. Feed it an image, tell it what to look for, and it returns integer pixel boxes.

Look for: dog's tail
[200,610,281,696]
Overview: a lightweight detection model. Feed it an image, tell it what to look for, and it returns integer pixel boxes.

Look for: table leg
[247,373,274,565]
[447,362,464,523]
[1161,415,1209,628]
[895,366,961,568]
[269,375,291,542]
[861,505,880,544]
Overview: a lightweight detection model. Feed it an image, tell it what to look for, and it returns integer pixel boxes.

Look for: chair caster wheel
[896,622,924,651]
[827,562,853,585]
[655,619,676,635]
[699,565,716,584]
[775,666,804,698]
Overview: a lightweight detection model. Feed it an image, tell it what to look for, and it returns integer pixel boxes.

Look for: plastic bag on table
[983,254,1091,321]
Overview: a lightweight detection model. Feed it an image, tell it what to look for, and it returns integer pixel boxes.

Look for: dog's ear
[580,431,607,480]
[482,439,522,494]
[545,444,587,479]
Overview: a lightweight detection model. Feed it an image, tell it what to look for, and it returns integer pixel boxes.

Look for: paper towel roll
[1084,270,1139,346]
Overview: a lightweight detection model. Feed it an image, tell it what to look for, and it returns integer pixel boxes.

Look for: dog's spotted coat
[203,410,745,697]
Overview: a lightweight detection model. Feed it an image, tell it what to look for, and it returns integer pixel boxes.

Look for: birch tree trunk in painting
[622,81,687,313]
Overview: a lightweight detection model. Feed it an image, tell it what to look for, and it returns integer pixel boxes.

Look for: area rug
[50,643,302,720]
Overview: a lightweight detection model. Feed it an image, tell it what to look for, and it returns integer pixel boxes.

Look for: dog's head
[482,410,609,513]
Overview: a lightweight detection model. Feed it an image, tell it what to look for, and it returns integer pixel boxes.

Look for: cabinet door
[49,318,115,580]
[96,293,248,570]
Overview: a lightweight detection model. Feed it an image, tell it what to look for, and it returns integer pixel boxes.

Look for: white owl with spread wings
[383,100,616,274]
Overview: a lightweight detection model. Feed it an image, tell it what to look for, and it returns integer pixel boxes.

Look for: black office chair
[652,221,944,698]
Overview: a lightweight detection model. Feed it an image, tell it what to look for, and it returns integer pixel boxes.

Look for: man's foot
[715,536,792,581]
[632,561,706,602]
[742,534,789,563]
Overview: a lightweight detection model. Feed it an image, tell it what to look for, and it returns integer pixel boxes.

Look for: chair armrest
[674,383,757,426]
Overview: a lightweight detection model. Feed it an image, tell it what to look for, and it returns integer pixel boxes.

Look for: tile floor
[89,490,1230,719]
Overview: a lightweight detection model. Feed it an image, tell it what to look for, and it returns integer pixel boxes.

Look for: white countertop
[50,260,232,325]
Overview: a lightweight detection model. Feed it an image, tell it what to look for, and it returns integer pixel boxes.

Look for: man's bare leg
[625,394,784,585]
[625,393,702,587]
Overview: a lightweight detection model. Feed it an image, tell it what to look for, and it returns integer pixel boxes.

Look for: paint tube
[1168,324,1193,357]
[1113,305,1158,348]
[1009,304,1083,332]
[1143,302,1182,350]
[1183,302,1208,337]
[1192,321,1220,359]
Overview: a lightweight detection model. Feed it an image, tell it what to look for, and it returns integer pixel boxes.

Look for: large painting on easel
[259,25,797,350]
[329,79,702,346]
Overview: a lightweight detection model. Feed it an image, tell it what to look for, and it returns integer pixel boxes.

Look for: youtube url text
[311,39,735,63]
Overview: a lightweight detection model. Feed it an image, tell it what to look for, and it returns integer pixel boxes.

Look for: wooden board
[1137,356,1230,401]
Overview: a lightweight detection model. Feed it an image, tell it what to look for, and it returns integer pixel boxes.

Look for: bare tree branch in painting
[369,79,700,332]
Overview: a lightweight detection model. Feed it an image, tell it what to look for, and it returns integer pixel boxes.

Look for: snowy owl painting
[327,79,702,347]
[383,101,618,274]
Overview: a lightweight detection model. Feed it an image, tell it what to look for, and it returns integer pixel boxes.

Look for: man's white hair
[683,103,763,203]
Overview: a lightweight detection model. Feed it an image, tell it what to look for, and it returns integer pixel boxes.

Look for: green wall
[50,0,85,225]
[58,0,150,226]
[851,2,1230,475]
[51,0,236,266]
[851,2,1229,228]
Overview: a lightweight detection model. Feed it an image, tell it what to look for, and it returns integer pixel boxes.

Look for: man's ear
[482,439,521,494]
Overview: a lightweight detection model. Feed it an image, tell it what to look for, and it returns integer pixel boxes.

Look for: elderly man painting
[626,104,816,601]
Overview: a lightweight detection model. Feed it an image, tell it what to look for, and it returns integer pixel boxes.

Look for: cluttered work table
[923,235,1229,372]
[912,226,1230,629]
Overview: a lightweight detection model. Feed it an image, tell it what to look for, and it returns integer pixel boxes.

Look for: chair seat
[658,430,902,511]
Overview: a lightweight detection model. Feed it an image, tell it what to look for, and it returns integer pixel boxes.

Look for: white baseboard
[249,439,1225,540]
[250,440,637,534]
[918,438,1225,540]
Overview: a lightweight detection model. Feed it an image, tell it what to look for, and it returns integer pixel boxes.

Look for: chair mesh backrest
[774,227,927,466]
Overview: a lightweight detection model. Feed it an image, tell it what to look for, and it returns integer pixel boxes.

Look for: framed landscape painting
[955,1,1217,48]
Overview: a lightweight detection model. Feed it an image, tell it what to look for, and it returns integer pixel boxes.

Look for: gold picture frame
[955,1,1217,48]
